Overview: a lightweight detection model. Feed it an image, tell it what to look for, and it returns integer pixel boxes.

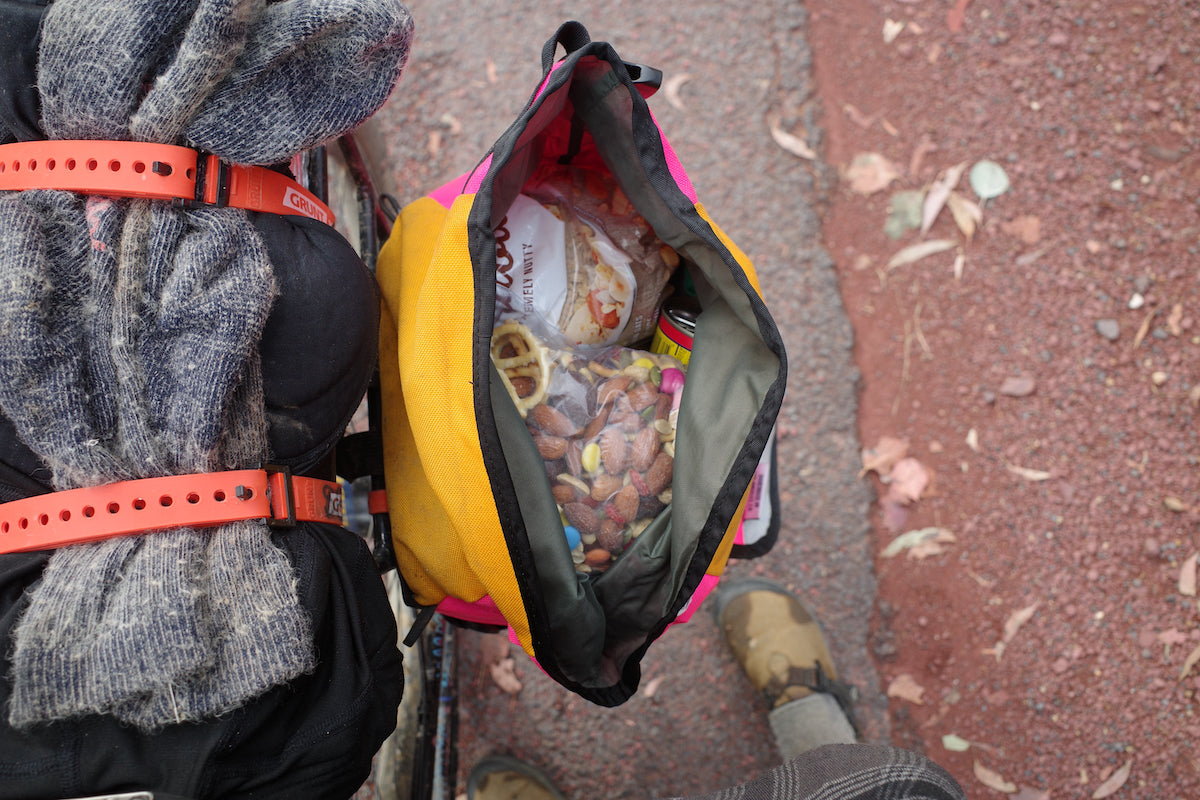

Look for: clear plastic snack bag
[491,320,686,573]
[494,166,680,350]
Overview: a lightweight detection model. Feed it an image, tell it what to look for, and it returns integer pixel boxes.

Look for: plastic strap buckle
[174,151,231,211]
[262,464,297,527]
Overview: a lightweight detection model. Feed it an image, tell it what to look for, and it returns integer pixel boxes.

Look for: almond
[613,484,640,525]
[599,427,628,474]
[533,434,568,460]
[552,483,580,505]
[621,413,646,434]
[509,376,536,398]
[580,403,612,442]
[642,452,673,496]
[584,547,612,567]
[630,426,660,472]
[626,381,658,412]
[563,502,600,537]
[597,520,625,553]
[565,440,583,476]
[654,391,672,421]
[529,404,579,437]
[596,375,632,408]
[590,473,623,502]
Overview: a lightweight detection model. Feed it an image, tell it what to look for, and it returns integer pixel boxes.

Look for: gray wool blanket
[0,0,412,730]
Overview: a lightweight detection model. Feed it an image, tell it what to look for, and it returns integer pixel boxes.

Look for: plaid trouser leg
[671,744,966,800]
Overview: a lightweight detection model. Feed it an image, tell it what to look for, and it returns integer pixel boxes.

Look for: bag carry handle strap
[538,22,662,98]
[0,467,344,554]
[0,140,335,226]
[541,20,592,73]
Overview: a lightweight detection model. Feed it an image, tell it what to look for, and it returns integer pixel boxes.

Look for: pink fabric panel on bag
[653,117,698,202]
[437,594,508,628]
[670,573,721,627]
[428,159,493,208]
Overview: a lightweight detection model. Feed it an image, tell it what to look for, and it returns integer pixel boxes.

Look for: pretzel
[490,320,552,416]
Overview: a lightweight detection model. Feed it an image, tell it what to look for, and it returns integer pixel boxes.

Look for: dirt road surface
[364,1,1200,798]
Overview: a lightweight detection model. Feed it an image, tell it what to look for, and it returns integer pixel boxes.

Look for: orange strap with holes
[0,140,334,225]
[0,468,344,555]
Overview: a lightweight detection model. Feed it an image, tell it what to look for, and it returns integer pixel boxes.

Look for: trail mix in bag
[494,165,680,350]
[491,320,685,572]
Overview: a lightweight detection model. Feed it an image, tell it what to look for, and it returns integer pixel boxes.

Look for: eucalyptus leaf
[886,239,957,270]
[884,190,925,239]
[969,159,1011,200]
[942,734,971,752]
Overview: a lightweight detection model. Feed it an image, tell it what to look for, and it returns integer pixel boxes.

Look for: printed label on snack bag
[494,194,637,349]
[495,195,567,327]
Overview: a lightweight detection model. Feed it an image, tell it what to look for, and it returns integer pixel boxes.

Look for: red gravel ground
[803,1,1200,797]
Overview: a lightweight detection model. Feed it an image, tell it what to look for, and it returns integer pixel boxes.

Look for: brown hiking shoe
[467,755,566,800]
[715,579,858,723]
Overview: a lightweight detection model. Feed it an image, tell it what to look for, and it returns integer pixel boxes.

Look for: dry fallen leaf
[886,457,930,504]
[966,428,980,452]
[999,376,1036,397]
[969,159,1010,200]
[952,252,966,281]
[909,135,938,178]
[1006,463,1052,481]
[921,162,967,235]
[1092,759,1132,799]
[887,239,958,270]
[1015,247,1048,267]
[662,73,692,112]
[489,657,523,696]
[886,190,926,239]
[1132,308,1156,349]
[861,435,910,477]
[1163,496,1187,513]
[908,539,953,560]
[882,527,955,558]
[942,734,971,752]
[770,119,817,160]
[1001,215,1042,244]
[844,103,877,130]
[887,673,926,704]
[1003,602,1039,644]
[846,152,902,195]
[991,602,1039,662]
[1180,642,1200,680]
[946,190,983,240]
[883,19,905,43]
[1168,303,1184,336]
[973,761,1017,794]
[1180,552,1198,597]
[642,675,665,699]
